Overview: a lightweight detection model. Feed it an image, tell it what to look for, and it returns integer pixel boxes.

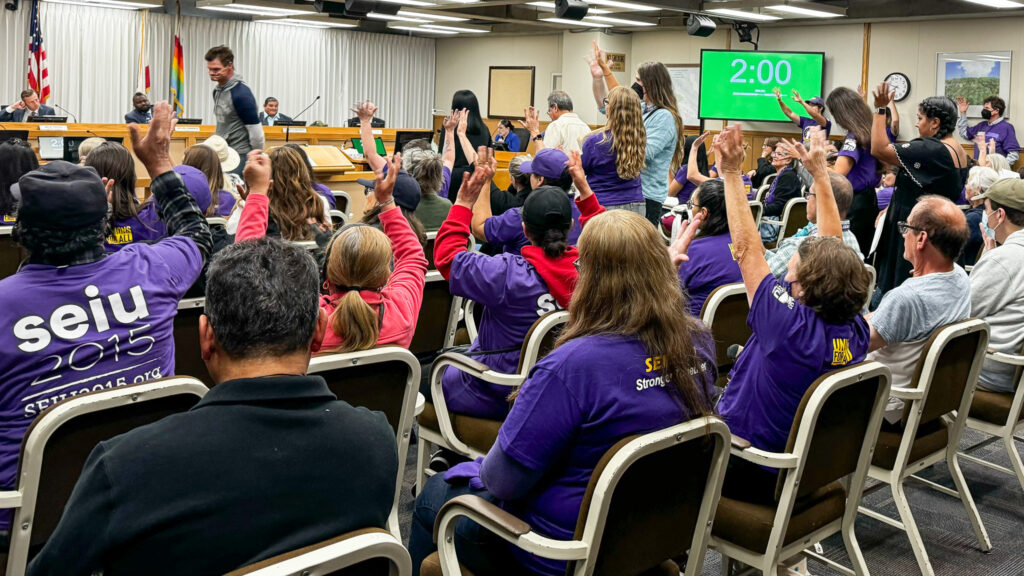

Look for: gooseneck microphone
[286,95,321,143]
[51,103,78,123]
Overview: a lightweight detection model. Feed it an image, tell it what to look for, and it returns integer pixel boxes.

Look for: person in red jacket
[236,152,428,352]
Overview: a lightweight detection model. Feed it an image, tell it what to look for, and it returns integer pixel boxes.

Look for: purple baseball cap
[172,165,213,214]
[807,97,826,109]
[519,148,569,179]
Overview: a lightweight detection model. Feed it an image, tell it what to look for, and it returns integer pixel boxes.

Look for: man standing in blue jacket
[205,45,264,174]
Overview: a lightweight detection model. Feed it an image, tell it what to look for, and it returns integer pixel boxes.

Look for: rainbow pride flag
[169,3,185,116]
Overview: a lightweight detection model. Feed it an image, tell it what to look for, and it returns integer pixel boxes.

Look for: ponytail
[329,291,380,353]
[526,225,570,258]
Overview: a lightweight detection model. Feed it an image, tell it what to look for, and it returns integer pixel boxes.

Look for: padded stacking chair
[332,191,352,219]
[0,377,208,576]
[409,271,462,358]
[762,198,808,250]
[173,297,214,386]
[226,528,411,576]
[749,200,764,228]
[421,417,730,576]
[710,362,891,576]
[959,342,1024,493]
[416,311,569,492]
[330,209,349,229]
[858,319,991,576]
[0,226,27,281]
[699,283,751,388]
[307,347,419,541]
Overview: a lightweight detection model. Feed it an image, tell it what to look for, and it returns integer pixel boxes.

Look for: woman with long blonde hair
[409,206,716,576]
[580,85,646,214]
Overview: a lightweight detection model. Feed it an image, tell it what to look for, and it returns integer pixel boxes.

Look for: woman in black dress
[869,84,968,300]
[442,90,490,201]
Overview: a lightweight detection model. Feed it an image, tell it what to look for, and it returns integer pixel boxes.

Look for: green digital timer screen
[699,50,825,122]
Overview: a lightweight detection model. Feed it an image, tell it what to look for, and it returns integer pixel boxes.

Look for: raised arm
[441,112,457,172]
[456,109,478,164]
[793,89,828,127]
[780,129,840,238]
[435,147,495,280]
[566,150,606,228]
[888,90,900,139]
[956,97,971,141]
[234,150,273,242]
[375,153,429,310]
[519,107,544,151]
[716,126,771,304]
[587,40,618,112]
[975,132,990,167]
[354,101,386,172]
[870,82,900,165]
[773,87,801,126]
[471,153,498,241]
[687,133,711,185]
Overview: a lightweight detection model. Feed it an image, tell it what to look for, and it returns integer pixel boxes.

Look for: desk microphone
[52,103,78,123]
[286,95,320,143]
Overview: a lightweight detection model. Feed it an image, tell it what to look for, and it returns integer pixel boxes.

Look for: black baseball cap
[357,170,421,211]
[18,161,107,229]
[522,185,572,231]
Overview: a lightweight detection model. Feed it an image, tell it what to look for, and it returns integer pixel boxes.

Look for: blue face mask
[982,209,1000,239]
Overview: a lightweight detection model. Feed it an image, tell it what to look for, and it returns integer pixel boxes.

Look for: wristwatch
[876,107,887,115]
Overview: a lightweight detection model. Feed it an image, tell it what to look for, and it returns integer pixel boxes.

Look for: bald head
[909,195,969,262]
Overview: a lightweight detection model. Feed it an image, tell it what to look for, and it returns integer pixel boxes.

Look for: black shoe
[428,449,453,473]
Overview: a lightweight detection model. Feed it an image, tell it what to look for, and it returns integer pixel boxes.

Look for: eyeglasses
[897,221,926,235]
[805,192,816,199]
[686,201,703,212]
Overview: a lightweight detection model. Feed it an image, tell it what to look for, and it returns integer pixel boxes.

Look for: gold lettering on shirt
[831,338,852,366]
[106,226,134,245]
[2,214,15,223]
[645,356,663,372]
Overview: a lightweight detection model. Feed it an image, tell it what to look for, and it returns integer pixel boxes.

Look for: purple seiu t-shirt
[672,165,699,203]
[313,182,337,210]
[442,250,565,419]
[214,190,238,216]
[876,186,894,210]
[498,333,716,576]
[580,133,643,207]
[0,237,202,530]
[965,119,1021,160]
[765,166,791,205]
[678,233,742,317]
[104,202,167,253]
[437,166,453,200]
[838,133,880,192]
[800,116,832,140]
[886,125,897,144]
[483,201,582,256]
[1,214,15,226]
[717,274,870,460]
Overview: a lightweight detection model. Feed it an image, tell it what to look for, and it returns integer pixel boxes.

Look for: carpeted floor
[397,428,1024,576]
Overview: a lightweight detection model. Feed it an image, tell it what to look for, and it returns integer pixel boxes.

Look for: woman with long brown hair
[827,86,880,254]
[182,144,237,217]
[86,143,158,251]
[410,204,716,576]
[580,85,646,214]
[636,62,686,226]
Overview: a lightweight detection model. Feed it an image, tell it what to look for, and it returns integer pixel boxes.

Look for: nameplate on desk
[285,127,306,133]
[372,129,382,135]
[39,125,68,131]
[175,126,201,132]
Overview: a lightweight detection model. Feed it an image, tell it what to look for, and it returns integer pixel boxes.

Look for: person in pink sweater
[236,150,428,352]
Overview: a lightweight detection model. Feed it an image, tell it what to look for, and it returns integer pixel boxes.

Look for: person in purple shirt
[410,206,716,576]
[672,179,743,317]
[579,86,645,213]
[713,125,871,504]
[472,148,581,255]
[668,135,710,204]
[0,139,38,225]
[83,142,166,252]
[828,87,881,255]
[775,88,832,139]
[877,166,897,211]
[957,95,1020,164]
[0,102,211,535]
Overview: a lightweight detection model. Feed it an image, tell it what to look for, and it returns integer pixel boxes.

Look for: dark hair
[0,140,38,216]
[204,45,234,66]
[206,237,320,358]
[918,96,958,139]
[85,142,139,222]
[911,195,970,261]
[693,179,728,237]
[827,173,854,218]
[984,96,1006,116]
[362,204,427,246]
[991,200,1024,228]
[541,168,573,193]
[450,90,487,137]
[20,89,35,100]
[682,135,709,176]
[498,119,513,130]
[525,226,569,258]
[14,222,105,265]
[133,92,146,100]
[796,237,870,324]
[284,143,323,189]
[264,96,278,106]
[183,144,225,217]
[827,87,873,149]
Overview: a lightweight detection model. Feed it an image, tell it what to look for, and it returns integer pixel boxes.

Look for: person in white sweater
[970,178,1024,393]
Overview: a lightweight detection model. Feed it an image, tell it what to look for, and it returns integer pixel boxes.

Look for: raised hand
[352,101,378,122]
[668,211,705,267]
[519,107,540,136]
[973,131,987,146]
[456,109,468,136]
[373,152,401,207]
[129,100,175,177]
[957,97,969,115]
[566,149,592,199]
[456,146,495,207]
[101,177,116,203]
[243,149,272,195]
[791,89,803,103]
[443,110,459,132]
[11,101,26,111]
[773,86,782,99]
[692,131,711,151]
[587,40,605,78]
[714,125,746,172]
[872,81,891,109]
[888,90,896,105]
[988,139,997,155]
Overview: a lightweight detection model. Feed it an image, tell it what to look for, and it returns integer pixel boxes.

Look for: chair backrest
[330,209,349,229]
[291,240,320,252]
[424,231,437,271]
[408,271,460,357]
[173,297,214,386]
[699,283,751,381]
[8,378,207,574]
[776,362,891,500]
[902,318,989,428]
[206,216,228,227]
[749,200,764,227]
[514,311,570,374]
[0,226,27,281]
[777,198,808,245]
[863,264,876,310]
[226,528,411,576]
[570,417,730,576]
[332,191,351,216]
[306,347,419,541]
[512,128,530,152]
[463,298,484,343]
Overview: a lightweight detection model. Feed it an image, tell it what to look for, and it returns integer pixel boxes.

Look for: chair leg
[1004,434,1024,494]
[842,517,871,576]
[946,452,992,551]
[416,436,430,497]
[890,481,934,576]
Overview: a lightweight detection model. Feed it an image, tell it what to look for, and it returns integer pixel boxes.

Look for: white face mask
[982,208,1002,239]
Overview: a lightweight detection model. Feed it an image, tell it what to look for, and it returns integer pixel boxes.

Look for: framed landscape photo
[937,51,1011,118]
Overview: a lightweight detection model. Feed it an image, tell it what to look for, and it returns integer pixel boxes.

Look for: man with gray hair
[540,90,592,153]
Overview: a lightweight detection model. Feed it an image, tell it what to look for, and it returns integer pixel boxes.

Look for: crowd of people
[0,40,1023,576]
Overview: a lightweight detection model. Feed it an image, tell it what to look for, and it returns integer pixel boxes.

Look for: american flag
[27,0,50,104]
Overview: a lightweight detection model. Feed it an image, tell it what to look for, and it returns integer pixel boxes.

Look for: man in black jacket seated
[29,217,398,575]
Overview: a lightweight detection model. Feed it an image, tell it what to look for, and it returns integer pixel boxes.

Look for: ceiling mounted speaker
[686,14,716,37]
[314,0,348,15]
[554,0,589,20]
[345,0,376,14]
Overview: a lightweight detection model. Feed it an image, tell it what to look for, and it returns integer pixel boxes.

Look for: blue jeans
[410,474,520,576]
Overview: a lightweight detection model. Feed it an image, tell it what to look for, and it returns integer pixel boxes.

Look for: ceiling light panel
[766,4,842,17]
[706,7,781,20]
[584,14,655,25]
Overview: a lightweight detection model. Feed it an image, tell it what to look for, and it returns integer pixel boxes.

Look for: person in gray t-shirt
[866,196,971,421]
[205,46,264,173]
